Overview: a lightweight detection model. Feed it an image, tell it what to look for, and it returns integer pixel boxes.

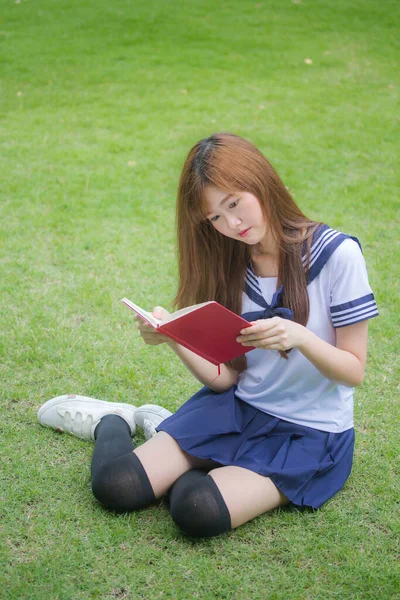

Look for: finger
[266,344,286,350]
[241,335,283,348]
[139,327,157,336]
[239,326,274,338]
[237,329,279,343]
[153,306,163,319]
[239,325,266,336]
[239,318,280,336]
[137,326,154,337]
[259,336,284,348]
[134,319,151,331]
[140,336,164,346]
[140,329,162,340]
[138,322,153,330]
[137,320,157,331]
[153,305,171,320]
[140,331,170,345]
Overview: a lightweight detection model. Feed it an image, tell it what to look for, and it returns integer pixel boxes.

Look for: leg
[38,395,216,512]
[91,414,135,478]
[209,466,289,529]
[91,414,155,511]
[92,416,217,511]
[169,465,288,537]
[134,431,219,498]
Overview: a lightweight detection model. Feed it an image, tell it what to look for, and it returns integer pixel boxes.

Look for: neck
[252,237,279,259]
[250,236,279,277]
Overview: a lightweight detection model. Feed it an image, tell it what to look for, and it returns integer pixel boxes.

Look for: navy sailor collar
[302,224,361,285]
[244,224,361,310]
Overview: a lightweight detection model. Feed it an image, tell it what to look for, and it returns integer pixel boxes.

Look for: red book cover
[121,299,254,365]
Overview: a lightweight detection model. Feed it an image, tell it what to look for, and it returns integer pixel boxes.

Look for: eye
[209,215,220,222]
[229,199,239,209]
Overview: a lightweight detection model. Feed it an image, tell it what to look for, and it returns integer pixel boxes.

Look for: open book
[121,298,254,367]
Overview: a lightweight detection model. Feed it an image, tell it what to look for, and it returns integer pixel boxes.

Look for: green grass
[1,0,399,598]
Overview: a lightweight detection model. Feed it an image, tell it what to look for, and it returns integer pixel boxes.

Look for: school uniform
[157,225,379,509]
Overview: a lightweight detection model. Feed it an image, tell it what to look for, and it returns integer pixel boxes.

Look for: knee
[169,471,231,538]
[91,454,155,512]
[92,462,127,511]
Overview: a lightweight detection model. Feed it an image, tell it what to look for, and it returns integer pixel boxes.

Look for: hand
[134,306,171,346]
[236,317,306,352]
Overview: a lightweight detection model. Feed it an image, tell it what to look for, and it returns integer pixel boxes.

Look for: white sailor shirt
[236,225,379,433]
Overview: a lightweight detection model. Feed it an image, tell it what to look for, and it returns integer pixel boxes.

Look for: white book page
[122,299,214,326]
[162,301,213,324]
[121,299,161,327]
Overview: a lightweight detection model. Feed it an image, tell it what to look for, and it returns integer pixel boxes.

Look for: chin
[248,234,264,246]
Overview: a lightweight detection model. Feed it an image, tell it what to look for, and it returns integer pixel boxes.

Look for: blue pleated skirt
[156,385,354,510]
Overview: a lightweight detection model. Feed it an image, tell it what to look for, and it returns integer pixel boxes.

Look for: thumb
[153,306,169,320]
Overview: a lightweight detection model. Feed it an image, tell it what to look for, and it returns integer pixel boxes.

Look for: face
[204,186,268,245]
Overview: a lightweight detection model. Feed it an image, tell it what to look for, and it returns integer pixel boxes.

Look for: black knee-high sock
[91,415,155,512]
[169,469,231,537]
[91,414,134,479]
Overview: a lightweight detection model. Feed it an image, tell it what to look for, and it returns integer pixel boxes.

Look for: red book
[121,298,254,366]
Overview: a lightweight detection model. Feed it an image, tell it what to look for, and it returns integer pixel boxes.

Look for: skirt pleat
[157,385,354,509]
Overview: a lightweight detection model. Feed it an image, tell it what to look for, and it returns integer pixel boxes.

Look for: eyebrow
[205,193,234,217]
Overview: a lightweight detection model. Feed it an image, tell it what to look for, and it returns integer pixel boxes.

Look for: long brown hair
[174,133,319,328]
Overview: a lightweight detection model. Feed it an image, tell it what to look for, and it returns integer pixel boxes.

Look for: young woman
[38,133,378,537]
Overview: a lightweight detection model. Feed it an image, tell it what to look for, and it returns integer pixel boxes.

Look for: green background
[1,0,399,598]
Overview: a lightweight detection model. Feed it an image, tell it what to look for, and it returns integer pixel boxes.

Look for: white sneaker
[37,394,137,441]
[134,404,173,440]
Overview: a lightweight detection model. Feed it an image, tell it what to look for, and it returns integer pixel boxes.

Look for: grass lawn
[1,0,399,598]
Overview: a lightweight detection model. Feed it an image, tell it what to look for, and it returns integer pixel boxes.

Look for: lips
[238,228,251,238]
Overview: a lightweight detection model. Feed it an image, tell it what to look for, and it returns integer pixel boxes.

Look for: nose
[226,215,242,229]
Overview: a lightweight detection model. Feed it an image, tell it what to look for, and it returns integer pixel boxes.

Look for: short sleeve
[329,239,379,328]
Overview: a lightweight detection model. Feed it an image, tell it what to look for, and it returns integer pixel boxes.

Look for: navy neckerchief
[241,284,293,323]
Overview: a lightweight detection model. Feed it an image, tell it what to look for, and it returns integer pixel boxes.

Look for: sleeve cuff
[330,293,379,327]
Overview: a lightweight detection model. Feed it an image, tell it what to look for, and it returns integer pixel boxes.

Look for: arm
[166,340,240,392]
[296,320,368,387]
[134,307,240,392]
[237,318,368,388]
